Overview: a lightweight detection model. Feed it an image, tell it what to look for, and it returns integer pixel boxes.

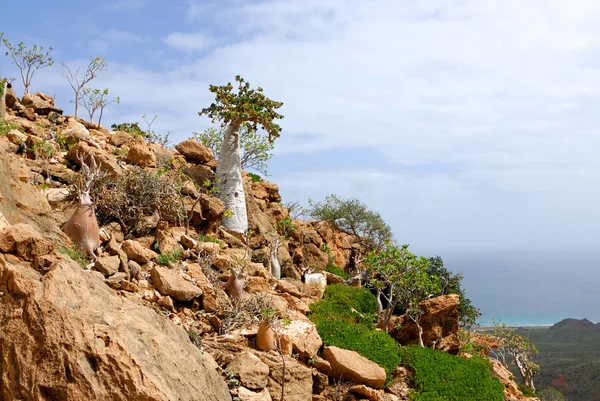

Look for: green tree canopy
[307,194,392,250]
[199,75,283,140]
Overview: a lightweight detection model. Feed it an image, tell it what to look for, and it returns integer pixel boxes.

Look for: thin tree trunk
[215,120,248,233]
[0,82,5,121]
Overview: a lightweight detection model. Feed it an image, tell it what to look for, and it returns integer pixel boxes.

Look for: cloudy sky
[3,0,600,256]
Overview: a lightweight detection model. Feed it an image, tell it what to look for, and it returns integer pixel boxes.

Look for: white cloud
[163,32,214,53]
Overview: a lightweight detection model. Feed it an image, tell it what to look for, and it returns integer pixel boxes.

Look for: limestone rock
[175,139,214,164]
[0,223,53,261]
[227,351,270,390]
[150,266,203,301]
[349,385,385,401]
[0,256,230,400]
[389,294,460,354]
[322,346,386,389]
[238,387,272,401]
[127,143,156,167]
[260,354,313,401]
[122,239,157,264]
[279,320,322,359]
[183,164,215,187]
[21,92,63,115]
[67,140,121,176]
[94,255,120,277]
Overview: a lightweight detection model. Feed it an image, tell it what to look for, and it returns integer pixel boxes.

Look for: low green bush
[248,172,262,182]
[59,245,88,267]
[324,262,350,279]
[156,249,183,266]
[399,345,505,401]
[309,285,400,378]
[518,384,536,398]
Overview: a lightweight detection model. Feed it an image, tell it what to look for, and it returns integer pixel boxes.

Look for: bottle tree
[199,75,283,233]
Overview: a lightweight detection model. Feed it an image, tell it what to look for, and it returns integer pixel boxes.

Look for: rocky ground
[0,90,533,401]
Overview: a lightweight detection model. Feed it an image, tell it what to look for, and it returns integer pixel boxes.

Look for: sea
[439,249,600,326]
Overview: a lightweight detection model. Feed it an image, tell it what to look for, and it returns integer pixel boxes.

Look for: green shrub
[156,249,183,266]
[324,262,349,279]
[518,384,536,398]
[399,345,504,401]
[276,216,296,239]
[0,121,20,136]
[59,245,88,267]
[248,172,262,182]
[309,285,400,378]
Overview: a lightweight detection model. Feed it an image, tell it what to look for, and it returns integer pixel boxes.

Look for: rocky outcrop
[127,143,156,168]
[20,92,63,116]
[488,358,538,401]
[0,253,230,401]
[0,223,53,261]
[226,352,270,390]
[389,294,460,354]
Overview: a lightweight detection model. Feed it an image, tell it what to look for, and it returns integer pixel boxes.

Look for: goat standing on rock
[62,154,100,261]
[301,267,327,299]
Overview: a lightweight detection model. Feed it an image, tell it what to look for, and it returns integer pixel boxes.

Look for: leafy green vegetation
[156,249,183,266]
[537,387,566,401]
[111,121,145,138]
[59,245,88,267]
[309,284,401,378]
[0,121,19,136]
[518,384,537,397]
[399,345,504,401]
[248,172,262,182]
[275,216,296,239]
[306,194,392,250]
[324,262,349,279]
[515,324,600,401]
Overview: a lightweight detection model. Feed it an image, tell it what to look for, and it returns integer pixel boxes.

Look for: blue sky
[3,0,600,258]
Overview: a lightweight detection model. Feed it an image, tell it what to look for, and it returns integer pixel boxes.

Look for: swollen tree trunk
[216,121,248,233]
[269,238,282,279]
[0,82,5,122]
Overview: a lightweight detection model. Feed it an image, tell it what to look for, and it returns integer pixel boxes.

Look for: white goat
[301,267,327,299]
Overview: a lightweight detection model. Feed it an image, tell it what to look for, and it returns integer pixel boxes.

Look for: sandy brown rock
[94,255,120,277]
[259,353,313,401]
[279,320,322,359]
[0,255,230,401]
[0,142,68,247]
[348,385,385,401]
[238,387,272,401]
[122,239,157,264]
[150,266,203,301]
[227,351,270,390]
[21,92,63,115]
[389,294,460,354]
[127,143,156,167]
[322,346,386,389]
[67,140,122,176]
[175,139,214,164]
[0,223,53,261]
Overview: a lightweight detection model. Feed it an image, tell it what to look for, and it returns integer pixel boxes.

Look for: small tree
[490,321,540,391]
[307,194,392,250]
[365,242,441,344]
[62,57,107,118]
[537,387,566,401]
[199,75,283,233]
[426,256,481,328]
[192,125,274,176]
[79,87,119,127]
[2,35,53,95]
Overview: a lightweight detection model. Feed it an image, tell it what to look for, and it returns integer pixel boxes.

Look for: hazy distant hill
[516,318,600,401]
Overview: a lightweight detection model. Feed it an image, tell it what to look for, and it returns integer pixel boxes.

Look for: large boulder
[388,294,460,354]
[175,140,214,164]
[150,266,203,301]
[321,346,386,389]
[0,254,231,401]
[226,351,270,390]
[20,92,63,116]
[127,143,156,168]
[258,353,313,401]
[0,223,53,261]
[67,140,122,177]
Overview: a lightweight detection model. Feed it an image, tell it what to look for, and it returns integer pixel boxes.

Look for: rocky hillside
[0,89,533,401]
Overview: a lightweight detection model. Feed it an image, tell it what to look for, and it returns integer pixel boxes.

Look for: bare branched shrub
[87,166,186,235]
[219,294,272,335]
